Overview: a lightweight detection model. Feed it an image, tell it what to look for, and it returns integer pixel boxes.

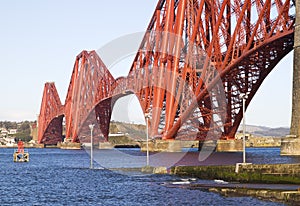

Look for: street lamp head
[89,124,95,130]
[145,113,150,119]
[239,92,249,99]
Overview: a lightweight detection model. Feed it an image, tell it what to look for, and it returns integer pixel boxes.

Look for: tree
[18,121,31,135]
[14,133,32,142]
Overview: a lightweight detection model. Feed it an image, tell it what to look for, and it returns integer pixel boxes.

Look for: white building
[0,128,8,136]
[9,129,17,134]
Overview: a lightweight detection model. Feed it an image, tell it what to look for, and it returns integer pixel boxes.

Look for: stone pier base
[281,137,300,155]
[99,142,114,149]
[59,142,81,150]
[140,140,184,152]
[140,140,243,152]
[35,144,45,148]
[216,140,243,152]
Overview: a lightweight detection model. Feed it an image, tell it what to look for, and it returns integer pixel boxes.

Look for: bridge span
[38,0,296,152]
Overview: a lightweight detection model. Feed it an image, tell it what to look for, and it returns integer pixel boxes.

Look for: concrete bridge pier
[140,140,185,152]
[216,140,243,152]
[139,139,243,152]
[281,136,300,155]
[281,0,300,155]
[140,140,203,152]
[99,142,114,149]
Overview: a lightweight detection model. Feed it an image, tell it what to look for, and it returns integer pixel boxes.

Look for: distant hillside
[238,125,290,137]
[110,121,146,140]
[111,121,290,138]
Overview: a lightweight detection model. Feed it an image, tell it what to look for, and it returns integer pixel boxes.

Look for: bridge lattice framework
[38,0,295,144]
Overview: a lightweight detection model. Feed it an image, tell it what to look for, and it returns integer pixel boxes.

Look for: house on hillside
[9,129,17,134]
[0,128,8,137]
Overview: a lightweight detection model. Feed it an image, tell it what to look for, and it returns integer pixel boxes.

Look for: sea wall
[170,163,300,184]
[209,188,300,205]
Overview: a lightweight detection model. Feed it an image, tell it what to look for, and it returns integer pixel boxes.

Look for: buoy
[13,140,29,162]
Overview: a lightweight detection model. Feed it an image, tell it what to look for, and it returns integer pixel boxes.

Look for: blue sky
[0,0,293,128]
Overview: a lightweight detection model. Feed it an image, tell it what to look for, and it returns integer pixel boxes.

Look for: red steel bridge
[38,0,295,145]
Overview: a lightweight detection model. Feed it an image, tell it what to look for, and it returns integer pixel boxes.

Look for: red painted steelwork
[38,0,295,144]
[64,51,115,143]
[128,0,295,140]
[38,82,64,144]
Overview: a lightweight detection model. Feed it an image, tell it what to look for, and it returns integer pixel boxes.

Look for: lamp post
[240,93,248,164]
[89,124,95,169]
[145,113,150,166]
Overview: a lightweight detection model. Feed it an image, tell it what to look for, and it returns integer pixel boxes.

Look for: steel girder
[38,0,295,144]
[38,82,64,144]
[64,51,115,143]
[127,0,295,140]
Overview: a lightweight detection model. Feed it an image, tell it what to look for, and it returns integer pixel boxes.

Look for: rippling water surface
[0,148,291,205]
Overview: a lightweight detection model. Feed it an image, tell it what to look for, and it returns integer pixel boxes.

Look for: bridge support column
[281,136,300,155]
[59,142,81,149]
[216,140,243,152]
[140,140,183,152]
[282,0,300,155]
[99,142,114,149]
